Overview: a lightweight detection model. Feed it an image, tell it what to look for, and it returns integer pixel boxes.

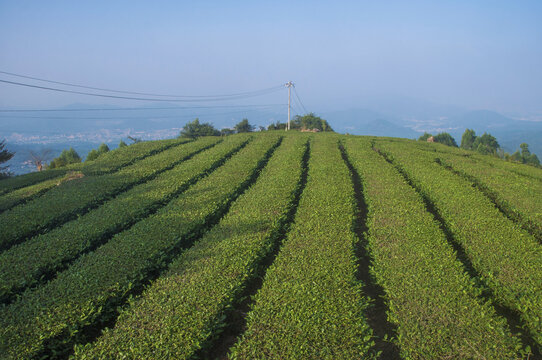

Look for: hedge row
[0,138,186,196]
[376,139,542,352]
[230,135,375,359]
[0,169,68,196]
[79,138,188,176]
[0,134,281,359]
[435,155,542,240]
[0,176,66,213]
[411,139,542,235]
[0,137,218,252]
[0,135,250,304]
[471,152,542,181]
[344,137,523,359]
[412,139,542,181]
[74,134,308,359]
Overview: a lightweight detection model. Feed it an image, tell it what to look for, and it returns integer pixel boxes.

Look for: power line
[0,108,285,121]
[289,98,302,116]
[293,86,308,114]
[0,78,284,102]
[0,70,284,99]
[0,104,286,113]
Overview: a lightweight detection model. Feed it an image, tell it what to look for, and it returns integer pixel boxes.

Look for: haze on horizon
[0,0,541,117]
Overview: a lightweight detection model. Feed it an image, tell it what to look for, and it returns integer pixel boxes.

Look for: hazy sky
[1,0,541,114]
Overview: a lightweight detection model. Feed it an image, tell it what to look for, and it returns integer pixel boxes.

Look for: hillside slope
[0,132,541,359]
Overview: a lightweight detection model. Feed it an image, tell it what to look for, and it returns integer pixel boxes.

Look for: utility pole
[285,81,293,130]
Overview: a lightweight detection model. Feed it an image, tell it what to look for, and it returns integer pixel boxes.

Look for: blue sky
[1,0,541,114]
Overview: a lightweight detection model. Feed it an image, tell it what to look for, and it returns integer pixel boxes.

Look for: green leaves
[346,137,521,359]
[1,132,541,359]
[0,138,214,252]
[231,135,374,359]
[0,135,277,359]
[75,134,307,359]
[379,138,542,353]
[0,135,248,304]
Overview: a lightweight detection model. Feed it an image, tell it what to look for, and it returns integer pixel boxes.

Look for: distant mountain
[444,110,517,130]
[357,96,466,123]
[323,108,419,139]
[438,110,542,156]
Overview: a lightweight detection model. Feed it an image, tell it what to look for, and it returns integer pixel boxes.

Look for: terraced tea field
[0,132,540,359]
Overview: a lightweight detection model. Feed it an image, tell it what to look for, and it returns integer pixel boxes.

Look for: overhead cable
[0,70,283,99]
[0,78,283,102]
[293,86,308,114]
[0,104,286,113]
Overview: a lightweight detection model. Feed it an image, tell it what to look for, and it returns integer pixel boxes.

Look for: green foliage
[118,140,128,148]
[511,143,541,167]
[0,139,213,252]
[433,132,458,147]
[98,143,110,153]
[75,135,305,359]
[0,139,187,216]
[419,132,458,147]
[180,118,220,138]
[510,150,522,162]
[82,138,185,176]
[48,148,81,169]
[472,132,499,154]
[0,139,14,179]
[460,129,476,150]
[0,135,279,359]
[85,149,100,162]
[525,153,540,166]
[460,129,501,155]
[220,128,235,136]
[0,136,249,305]
[418,132,432,141]
[0,169,68,197]
[292,112,333,131]
[234,118,254,133]
[0,177,61,213]
[379,139,542,350]
[435,153,542,246]
[232,136,374,359]
[85,143,110,162]
[267,121,287,130]
[1,133,541,358]
[348,138,521,358]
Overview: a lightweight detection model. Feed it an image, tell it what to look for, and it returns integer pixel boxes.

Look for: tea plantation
[0,132,540,359]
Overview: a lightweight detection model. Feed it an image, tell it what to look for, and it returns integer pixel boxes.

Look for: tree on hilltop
[180,118,220,139]
[234,118,254,133]
[418,132,433,141]
[433,133,458,147]
[220,128,235,136]
[49,148,81,169]
[419,132,457,147]
[460,129,476,150]
[86,143,110,162]
[472,132,499,155]
[513,143,540,166]
[267,121,287,130]
[293,113,333,132]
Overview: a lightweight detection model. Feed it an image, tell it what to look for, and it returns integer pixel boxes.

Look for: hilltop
[0,132,540,359]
